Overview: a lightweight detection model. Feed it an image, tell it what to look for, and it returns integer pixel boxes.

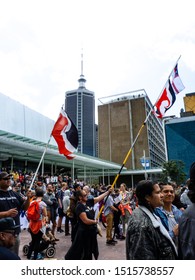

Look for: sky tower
[65,51,96,156]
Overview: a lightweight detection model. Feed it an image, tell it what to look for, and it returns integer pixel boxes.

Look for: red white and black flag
[154,80,176,118]
[51,109,78,159]
[154,63,185,118]
[171,63,185,94]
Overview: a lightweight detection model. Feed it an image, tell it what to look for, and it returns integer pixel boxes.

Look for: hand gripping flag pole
[97,55,184,219]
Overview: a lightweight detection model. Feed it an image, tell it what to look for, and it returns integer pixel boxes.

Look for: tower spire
[81,48,83,76]
[78,48,86,89]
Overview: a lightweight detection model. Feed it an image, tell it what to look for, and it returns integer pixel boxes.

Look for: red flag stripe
[51,109,78,159]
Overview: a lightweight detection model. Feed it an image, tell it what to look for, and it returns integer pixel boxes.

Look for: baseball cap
[0,217,20,232]
[0,172,11,180]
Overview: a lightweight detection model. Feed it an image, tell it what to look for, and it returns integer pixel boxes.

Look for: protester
[43,183,58,238]
[178,162,195,259]
[126,180,177,260]
[118,183,132,238]
[83,185,99,218]
[56,182,67,233]
[170,181,185,211]
[67,183,81,241]
[26,187,47,260]
[104,187,119,245]
[180,179,192,208]
[0,171,31,255]
[65,187,113,259]
[62,189,71,236]
[156,183,183,243]
[112,188,122,240]
[64,189,98,260]
[0,217,21,260]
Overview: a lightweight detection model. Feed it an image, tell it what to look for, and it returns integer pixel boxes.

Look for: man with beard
[0,172,31,255]
[0,217,21,260]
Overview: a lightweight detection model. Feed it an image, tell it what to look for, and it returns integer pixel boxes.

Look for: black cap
[0,172,11,180]
[0,217,20,232]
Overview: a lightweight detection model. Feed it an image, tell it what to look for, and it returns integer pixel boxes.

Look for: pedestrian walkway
[19,225,126,260]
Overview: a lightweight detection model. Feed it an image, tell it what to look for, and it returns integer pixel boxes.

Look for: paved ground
[19,225,126,260]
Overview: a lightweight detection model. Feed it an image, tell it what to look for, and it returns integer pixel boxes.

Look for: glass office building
[165,116,195,177]
[65,72,96,156]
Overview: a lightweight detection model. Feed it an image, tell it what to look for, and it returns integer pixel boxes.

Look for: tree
[161,160,186,185]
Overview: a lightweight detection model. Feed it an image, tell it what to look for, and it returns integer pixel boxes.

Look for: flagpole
[96,56,182,219]
[29,136,52,190]
[96,114,150,219]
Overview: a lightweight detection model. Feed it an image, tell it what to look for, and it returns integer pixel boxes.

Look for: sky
[0,0,195,124]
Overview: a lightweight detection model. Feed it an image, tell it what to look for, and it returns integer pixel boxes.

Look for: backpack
[27,200,40,221]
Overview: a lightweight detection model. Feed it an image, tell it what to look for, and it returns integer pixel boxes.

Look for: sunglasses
[2,178,11,181]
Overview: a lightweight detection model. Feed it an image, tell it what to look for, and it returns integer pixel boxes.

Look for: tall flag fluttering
[51,109,78,160]
[154,63,185,118]
[96,58,185,220]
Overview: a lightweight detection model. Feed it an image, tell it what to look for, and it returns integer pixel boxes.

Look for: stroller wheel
[46,246,56,258]
[23,245,29,256]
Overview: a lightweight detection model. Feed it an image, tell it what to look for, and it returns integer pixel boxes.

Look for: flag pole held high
[51,109,78,159]
[96,57,185,218]
[109,57,185,186]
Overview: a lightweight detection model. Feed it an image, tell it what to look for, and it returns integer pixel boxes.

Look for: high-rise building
[165,114,195,177]
[98,90,166,170]
[65,56,96,156]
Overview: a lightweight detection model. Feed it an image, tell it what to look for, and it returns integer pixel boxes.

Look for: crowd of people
[0,162,195,260]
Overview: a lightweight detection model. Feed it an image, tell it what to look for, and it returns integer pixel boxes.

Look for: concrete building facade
[98,90,166,171]
[183,92,195,114]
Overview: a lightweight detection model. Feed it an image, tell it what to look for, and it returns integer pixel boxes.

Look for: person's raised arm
[94,187,113,204]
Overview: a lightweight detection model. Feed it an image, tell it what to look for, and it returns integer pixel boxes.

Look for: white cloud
[0,0,195,122]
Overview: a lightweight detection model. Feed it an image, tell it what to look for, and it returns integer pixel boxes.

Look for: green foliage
[161,160,186,185]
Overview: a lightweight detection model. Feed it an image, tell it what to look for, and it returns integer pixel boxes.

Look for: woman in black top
[64,189,98,260]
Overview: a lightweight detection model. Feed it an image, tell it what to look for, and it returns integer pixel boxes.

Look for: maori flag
[154,62,185,118]
[51,109,78,159]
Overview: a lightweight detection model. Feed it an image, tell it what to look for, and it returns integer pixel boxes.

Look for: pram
[23,226,57,259]
[23,239,56,259]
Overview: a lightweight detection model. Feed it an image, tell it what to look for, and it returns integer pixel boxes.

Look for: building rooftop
[98,89,147,105]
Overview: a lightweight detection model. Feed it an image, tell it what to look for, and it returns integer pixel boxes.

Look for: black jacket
[126,206,177,260]
[0,190,24,234]
[0,246,21,260]
[178,203,195,259]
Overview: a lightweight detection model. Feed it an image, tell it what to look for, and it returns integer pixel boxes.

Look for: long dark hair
[135,180,157,211]
[75,190,84,202]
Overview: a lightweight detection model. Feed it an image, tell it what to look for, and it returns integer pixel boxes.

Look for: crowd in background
[0,165,195,260]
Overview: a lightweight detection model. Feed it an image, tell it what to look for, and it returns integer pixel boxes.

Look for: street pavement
[19,224,126,260]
